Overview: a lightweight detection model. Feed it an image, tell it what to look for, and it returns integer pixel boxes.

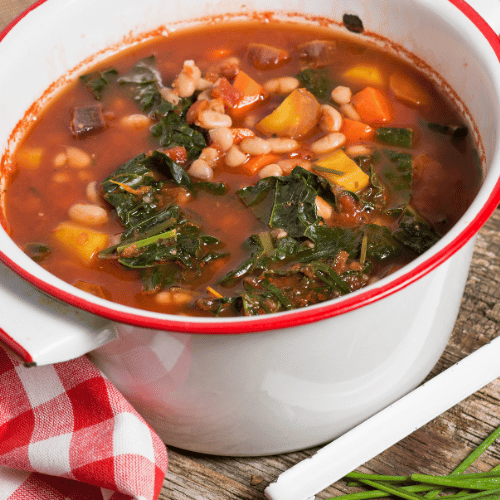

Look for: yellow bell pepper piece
[343,65,383,85]
[15,147,44,170]
[256,88,320,138]
[389,72,429,106]
[53,222,109,264]
[314,149,369,192]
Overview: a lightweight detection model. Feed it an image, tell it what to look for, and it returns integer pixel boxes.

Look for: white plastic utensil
[265,334,500,500]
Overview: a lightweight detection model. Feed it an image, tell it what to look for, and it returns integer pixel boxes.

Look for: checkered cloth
[0,347,168,500]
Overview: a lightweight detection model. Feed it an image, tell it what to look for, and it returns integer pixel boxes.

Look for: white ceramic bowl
[1,0,500,456]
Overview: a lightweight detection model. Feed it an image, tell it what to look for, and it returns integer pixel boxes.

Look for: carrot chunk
[351,86,392,124]
[240,153,281,175]
[231,70,267,118]
[341,118,375,143]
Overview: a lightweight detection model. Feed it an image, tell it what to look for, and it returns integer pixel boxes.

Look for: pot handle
[0,262,116,366]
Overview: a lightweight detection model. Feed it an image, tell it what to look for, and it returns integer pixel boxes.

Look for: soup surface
[4,21,482,317]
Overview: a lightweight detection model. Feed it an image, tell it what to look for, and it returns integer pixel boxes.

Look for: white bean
[52,171,71,183]
[239,137,272,156]
[188,159,214,180]
[345,144,374,158]
[315,196,333,220]
[197,89,212,101]
[65,147,92,169]
[155,289,192,306]
[68,203,108,226]
[310,132,346,155]
[258,164,283,178]
[199,147,220,167]
[86,181,100,204]
[196,77,213,91]
[174,60,202,98]
[266,137,299,154]
[320,104,343,133]
[199,110,232,129]
[53,152,67,167]
[263,76,300,94]
[224,145,248,167]
[340,103,362,121]
[159,87,180,105]
[209,127,233,152]
[331,85,352,105]
[119,114,151,130]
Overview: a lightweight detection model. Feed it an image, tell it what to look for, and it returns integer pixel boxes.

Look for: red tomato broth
[4,21,482,317]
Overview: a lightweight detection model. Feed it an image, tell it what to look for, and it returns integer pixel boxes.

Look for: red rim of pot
[1,0,500,341]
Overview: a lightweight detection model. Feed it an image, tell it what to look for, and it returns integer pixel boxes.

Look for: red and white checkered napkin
[0,347,168,500]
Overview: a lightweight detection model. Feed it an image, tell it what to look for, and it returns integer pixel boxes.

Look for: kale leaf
[118,55,164,112]
[238,166,335,238]
[296,68,331,100]
[393,206,441,255]
[118,56,207,159]
[80,68,119,100]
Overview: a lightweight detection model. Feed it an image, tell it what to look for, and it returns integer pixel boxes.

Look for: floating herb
[80,68,118,100]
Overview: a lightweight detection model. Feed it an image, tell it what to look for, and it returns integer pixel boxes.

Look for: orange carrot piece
[341,118,375,143]
[351,86,392,124]
[240,153,281,175]
[231,70,267,118]
[231,127,256,143]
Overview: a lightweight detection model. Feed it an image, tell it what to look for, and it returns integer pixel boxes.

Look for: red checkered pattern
[0,347,168,500]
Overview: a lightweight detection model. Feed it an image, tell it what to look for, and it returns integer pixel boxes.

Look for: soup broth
[4,21,482,317]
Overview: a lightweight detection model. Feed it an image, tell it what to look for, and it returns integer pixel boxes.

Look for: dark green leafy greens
[118,56,206,158]
[99,151,226,290]
[80,68,119,100]
[376,127,414,148]
[295,68,331,100]
[238,167,335,238]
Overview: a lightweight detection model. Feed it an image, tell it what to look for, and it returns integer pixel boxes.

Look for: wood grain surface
[2,2,500,498]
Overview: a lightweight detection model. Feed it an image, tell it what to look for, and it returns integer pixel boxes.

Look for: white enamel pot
[1,0,500,456]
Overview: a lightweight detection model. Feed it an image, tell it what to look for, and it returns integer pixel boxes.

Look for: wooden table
[2,2,500,498]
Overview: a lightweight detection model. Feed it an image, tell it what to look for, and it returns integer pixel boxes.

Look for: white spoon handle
[265,334,500,500]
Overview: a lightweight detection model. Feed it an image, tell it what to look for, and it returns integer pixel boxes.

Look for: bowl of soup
[1,0,500,455]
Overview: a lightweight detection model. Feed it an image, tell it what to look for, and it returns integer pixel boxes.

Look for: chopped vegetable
[389,72,429,106]
[53,222,109,264]
[80,68,118,100]
[342,118,375,143]
[351,86,393,123]
[343,65,383,85]
[296,68,330,100]
[314,149,370,192]
[376,127,414,148]
[24,242,51,263]
[241,153,281,175]
[231,70,268,118]
[15,147,44,170]
[211,77,242,108]
[256,88,321,138]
